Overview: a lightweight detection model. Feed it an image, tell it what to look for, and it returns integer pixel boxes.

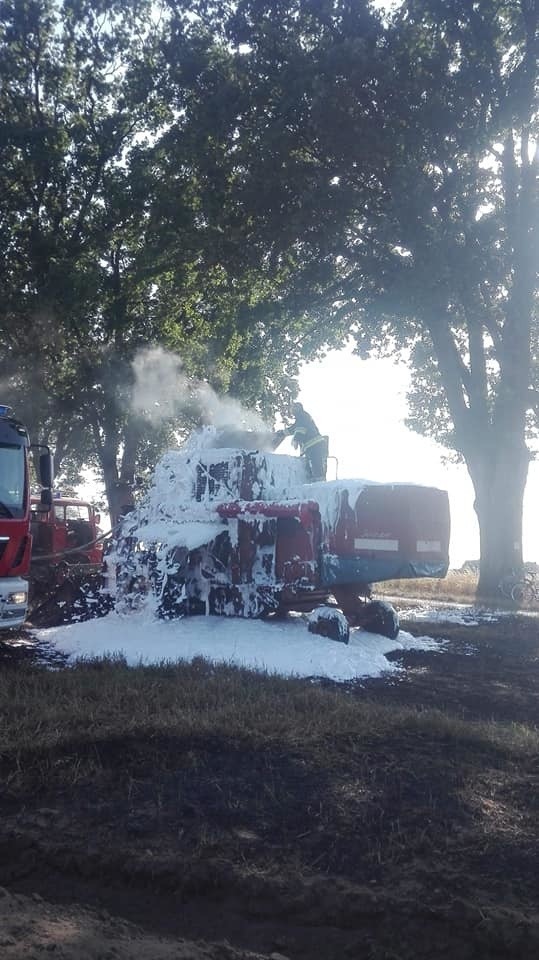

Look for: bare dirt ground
[1,608,539,959]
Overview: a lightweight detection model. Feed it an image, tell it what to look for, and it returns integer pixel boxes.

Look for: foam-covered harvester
[111,433,450,642]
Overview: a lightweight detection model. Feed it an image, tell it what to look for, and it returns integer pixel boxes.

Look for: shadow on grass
[1,712,537,908]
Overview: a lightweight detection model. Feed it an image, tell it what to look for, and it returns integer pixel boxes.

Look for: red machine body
[120,446,450,640]
[212,483,449,611]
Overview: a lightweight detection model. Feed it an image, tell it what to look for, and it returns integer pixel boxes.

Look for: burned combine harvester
[113,437,450,643]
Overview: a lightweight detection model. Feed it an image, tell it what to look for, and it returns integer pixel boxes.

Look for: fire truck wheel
[360,600,399,640]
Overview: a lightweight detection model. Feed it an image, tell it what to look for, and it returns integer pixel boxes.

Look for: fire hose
[30,525,122,564]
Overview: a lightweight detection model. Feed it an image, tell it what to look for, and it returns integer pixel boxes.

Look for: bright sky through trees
[78,346,538,570]
[297,350,539,569]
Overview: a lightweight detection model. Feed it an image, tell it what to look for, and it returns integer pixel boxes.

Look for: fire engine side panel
[0,436,32,579]
[320,484,450,585]
[0,517,32,577]
[0,417,31,625]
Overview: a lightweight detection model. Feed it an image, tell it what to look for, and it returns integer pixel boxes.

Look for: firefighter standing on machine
[281,402,328,481]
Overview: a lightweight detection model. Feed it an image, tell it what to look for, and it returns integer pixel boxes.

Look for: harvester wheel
[307,606,350,644]
[356,600,399,640]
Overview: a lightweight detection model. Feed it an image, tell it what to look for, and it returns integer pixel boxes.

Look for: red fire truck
[28,497,106,624]
[0,405,53,628]
[30,497,104,568]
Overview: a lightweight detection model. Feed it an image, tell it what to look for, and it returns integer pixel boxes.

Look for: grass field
[376,569,539,611]
[375,569,480,602]
[1,609,539,958]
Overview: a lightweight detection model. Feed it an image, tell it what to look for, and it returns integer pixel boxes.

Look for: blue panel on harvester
[0,405,12,417]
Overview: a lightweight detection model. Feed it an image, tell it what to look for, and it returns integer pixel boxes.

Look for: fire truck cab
[0,404,53,627]
[30,497,103,567]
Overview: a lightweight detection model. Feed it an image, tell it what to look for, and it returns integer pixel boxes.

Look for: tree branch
[426,312,471,444]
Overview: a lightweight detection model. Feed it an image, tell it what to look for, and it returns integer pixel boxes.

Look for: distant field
[375,569,539,611]
[374,569,479,603]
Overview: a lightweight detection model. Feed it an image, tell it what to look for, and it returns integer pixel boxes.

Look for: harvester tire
[359,600,399,640]
[307,606,350,644]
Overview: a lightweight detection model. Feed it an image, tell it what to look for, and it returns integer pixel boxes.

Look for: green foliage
[0,0,313,504]
[165,0,537,587]
[182,0,537,447]
[0,0,160,478]
[0,0,536,588]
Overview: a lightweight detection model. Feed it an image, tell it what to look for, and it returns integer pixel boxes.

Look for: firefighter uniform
[285,403,328,481]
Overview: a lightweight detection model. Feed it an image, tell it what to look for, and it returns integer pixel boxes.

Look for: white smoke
[131,347,192,422]
[131,346,275,449]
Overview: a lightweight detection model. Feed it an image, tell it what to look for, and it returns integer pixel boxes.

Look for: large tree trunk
[467,439,530,597]
[87,396,143,529]
[88,407,121,530]
[94,417,141,530]
[110,418,141,529]
[101,444,139,532]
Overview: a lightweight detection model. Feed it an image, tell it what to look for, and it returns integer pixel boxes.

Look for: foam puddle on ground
[34,611,446,682]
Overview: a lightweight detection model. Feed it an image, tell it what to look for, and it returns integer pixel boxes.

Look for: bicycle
[498,570,539,607]
[510,573,539,606]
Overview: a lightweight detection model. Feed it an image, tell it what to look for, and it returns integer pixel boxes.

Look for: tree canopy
[167,0,537,591]
[0,0,321,520]
[0,0,537,589]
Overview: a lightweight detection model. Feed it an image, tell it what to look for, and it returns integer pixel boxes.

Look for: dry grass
[375,570,539,611]
[2,658,537,888]
[2,626,539,958]
[374,570,480,603]
[1,656,537,788]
